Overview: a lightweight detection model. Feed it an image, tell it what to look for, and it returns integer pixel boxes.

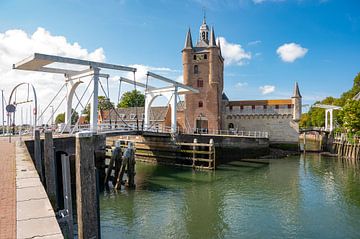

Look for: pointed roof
[217,38,222,56]
[293,82,302,98]
[209,27,216,47]
[184,28,193,49]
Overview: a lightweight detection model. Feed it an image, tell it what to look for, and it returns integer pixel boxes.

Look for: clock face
[195,54,204,61]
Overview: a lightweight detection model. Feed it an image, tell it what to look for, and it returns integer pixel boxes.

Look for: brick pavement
[0,138,16,239]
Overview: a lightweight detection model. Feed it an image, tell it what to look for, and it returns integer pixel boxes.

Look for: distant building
[100,17,302,143]
[179,17,301,142]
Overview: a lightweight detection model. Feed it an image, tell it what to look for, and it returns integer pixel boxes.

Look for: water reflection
[100,155,360,239]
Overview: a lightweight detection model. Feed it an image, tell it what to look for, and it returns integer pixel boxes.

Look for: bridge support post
[90,68,100,132]
[170,86,178,133]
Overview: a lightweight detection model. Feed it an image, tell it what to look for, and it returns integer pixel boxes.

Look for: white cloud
[259,85,275,94]
[235,82,248,88]
[248,40,262,46]
[0,27,105,124]
[217,37,251,66]
[253,0,286,4]
[276,43,308,63]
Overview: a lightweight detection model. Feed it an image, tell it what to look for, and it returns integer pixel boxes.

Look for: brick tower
[182,17,224,132]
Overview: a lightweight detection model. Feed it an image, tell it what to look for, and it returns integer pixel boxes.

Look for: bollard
[44,130,57,209]
[75,131,100,239]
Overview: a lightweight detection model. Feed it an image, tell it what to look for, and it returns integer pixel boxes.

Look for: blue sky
[0,0,359,116]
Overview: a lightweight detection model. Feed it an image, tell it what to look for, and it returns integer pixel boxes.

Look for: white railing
[54,123,268,139]
[181,128,269,138]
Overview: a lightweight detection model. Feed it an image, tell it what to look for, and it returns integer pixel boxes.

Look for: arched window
[228,123,234,129]
[197,79,203,87]
[202,32,205,40]
[198,101,203,108]
[194,65,199,74]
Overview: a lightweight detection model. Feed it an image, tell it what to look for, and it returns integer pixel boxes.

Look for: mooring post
[34,129,44,182]
[209,139,215,169]
[75,131,100,239]
[104,140,121,187]
[192,138,197,168]
[126,142,136,189]
[61,154,74,239]
[44,130,57,209]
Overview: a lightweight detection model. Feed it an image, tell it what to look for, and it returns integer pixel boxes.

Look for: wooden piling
[44,130,57,209]
[126,142,136,189]
[209,139,215,169]
[192,138,197,168]
[34,129,44,182]
[75,132,100,239]
[104,141,122,187]
[61,154,74,239]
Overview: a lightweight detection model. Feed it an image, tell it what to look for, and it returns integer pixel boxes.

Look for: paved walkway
[0,138,16,239]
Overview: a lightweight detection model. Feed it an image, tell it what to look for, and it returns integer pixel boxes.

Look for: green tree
[117,90,145,108]
[55,109,79,125]
[82,96,115,122]
[342,100,360,133]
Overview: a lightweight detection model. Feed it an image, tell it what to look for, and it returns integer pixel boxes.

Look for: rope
[36,83,66,122]
[70,91,94,134]
[45,95,66,126]
[60,77,93,134]
[98,79,130,128]
[147,93,173,130]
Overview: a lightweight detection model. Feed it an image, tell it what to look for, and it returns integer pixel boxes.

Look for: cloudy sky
[0,0,359,124]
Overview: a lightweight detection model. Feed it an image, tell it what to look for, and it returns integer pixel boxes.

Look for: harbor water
[100,154,360,239]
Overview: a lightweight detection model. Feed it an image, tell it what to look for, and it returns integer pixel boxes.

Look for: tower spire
[209,26,216,47]
[293,82,302,98]
[217,38,222,56]
[184,28,193,49]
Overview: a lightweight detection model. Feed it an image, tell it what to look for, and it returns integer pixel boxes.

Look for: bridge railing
[180,128,269,138]
[55,123,268,138]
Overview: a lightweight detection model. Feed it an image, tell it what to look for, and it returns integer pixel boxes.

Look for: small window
[229,105,233,111]
[252,105,255,110]
[228,123,234,129]
[197,79,203,87]
[198,101,203,108]
[288,104,292,109]
[240,106,244,110]
[194,65,199,74]
[130,114,137,120]
[193,55,196,60]
[202,32,206,40]
[275,105,279,109]
[204,54,207,60]
[263,105,267,109]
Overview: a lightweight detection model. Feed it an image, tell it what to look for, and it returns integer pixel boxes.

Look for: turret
[291,82,302,121]
[182,28,193,86]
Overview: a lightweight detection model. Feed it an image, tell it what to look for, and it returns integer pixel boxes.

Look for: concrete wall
[223,114,299,143]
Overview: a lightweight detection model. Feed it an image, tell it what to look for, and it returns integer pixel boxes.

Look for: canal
[100,154,360,239]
